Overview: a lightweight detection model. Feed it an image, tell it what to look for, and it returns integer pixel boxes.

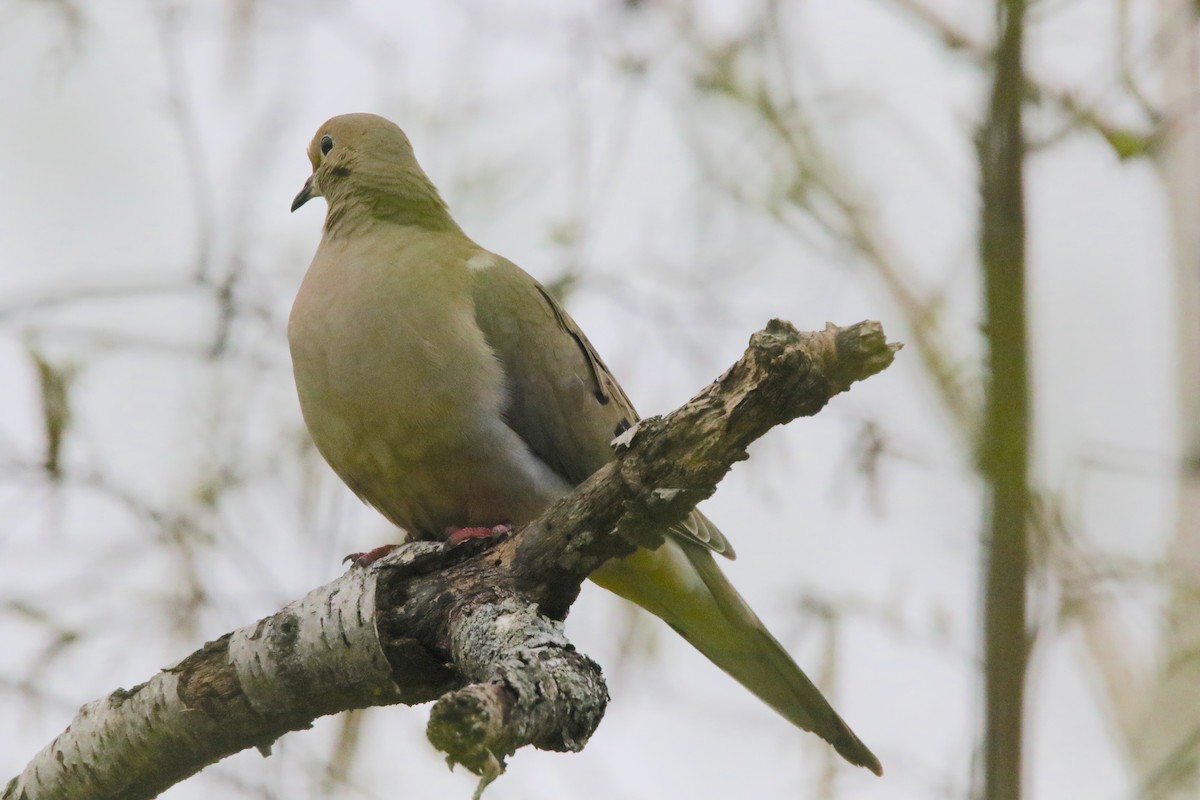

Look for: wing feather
[469,254,732,558]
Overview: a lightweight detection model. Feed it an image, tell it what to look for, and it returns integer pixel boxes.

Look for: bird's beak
[291,175,317,212]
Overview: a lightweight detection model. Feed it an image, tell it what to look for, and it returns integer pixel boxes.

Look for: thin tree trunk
[1126,2,1200,795]
[978,2,1029,799]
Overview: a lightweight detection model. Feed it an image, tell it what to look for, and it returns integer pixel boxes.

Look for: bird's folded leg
[344,525,511,567]
[447,524,512,546]
[343,544,402,567]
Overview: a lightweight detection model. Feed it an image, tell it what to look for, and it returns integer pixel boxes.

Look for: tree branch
[887,0,1158,156]
[4,319,900,800]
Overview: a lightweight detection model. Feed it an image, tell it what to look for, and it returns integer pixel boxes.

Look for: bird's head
[291,113,455,231]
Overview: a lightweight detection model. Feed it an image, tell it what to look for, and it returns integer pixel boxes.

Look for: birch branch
[4,319,900,800]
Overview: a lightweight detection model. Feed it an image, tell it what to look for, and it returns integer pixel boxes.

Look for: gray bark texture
[4,319,900,800]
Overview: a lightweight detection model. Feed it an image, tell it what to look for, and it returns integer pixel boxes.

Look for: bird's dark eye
[320,135,334,156]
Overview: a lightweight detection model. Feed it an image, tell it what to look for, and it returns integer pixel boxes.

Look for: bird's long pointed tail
[590,537,882,776]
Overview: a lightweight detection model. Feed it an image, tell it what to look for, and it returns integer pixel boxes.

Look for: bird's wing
[468,251,880,774]
[468,252,733,557]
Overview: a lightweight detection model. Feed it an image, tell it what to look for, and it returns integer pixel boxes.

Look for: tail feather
[589,537,882,776]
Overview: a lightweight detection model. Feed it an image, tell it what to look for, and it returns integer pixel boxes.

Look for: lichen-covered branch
[426,598,607,796]
[4,319,899,800]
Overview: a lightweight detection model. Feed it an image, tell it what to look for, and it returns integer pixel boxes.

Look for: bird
[288,112,882,776]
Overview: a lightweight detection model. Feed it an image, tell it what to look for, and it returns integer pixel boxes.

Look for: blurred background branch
[976,3,1029,799]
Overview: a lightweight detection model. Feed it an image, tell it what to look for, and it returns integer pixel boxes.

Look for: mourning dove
[288,113,881,775]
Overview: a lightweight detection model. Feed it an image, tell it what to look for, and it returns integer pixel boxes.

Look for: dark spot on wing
[613,419,631,438]
[533,283,611,406]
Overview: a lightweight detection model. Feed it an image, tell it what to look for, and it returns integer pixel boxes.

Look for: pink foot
[342,544,401,567]
[447,524,512,546]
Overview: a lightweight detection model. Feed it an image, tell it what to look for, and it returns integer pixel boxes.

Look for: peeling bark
[4,319,899,800]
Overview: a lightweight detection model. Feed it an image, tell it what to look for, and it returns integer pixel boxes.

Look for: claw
[342,544,401,567]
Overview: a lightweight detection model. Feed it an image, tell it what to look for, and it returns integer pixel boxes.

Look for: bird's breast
[289,240,509,501]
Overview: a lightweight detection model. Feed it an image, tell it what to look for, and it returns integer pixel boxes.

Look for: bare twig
[887,0,1158,155]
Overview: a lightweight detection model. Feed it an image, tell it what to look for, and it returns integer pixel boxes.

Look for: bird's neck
[324,171,462,239]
